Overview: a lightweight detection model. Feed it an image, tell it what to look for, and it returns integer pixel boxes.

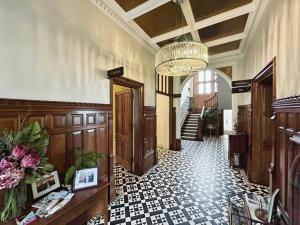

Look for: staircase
[181,113,201,141]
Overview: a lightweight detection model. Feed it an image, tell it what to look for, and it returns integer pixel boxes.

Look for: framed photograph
[73,167,98,191]
[31,171,60,199]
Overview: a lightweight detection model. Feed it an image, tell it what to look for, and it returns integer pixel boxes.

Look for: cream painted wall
[0,0,155,105]
[240,0,300,104]
[156,94,170,149]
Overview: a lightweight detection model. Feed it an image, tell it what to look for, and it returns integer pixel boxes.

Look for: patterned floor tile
[88,136,268,225]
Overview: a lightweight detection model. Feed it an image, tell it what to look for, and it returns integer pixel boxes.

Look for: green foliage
[64,149,105,185]
[0,121,54,184]
[64,166,75,186]
[203,107,218,119]
[14,121,49,157]
[0,121,49,159]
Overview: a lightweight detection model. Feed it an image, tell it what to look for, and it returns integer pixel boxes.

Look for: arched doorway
[179,68,233,139]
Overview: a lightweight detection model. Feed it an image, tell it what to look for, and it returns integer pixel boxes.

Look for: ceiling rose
[155,41,208,77]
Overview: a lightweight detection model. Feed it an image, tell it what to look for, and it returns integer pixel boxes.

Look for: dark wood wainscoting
[271,96,300,224]
[237,105,251,172]
[143,106,157,174]
[0,98,115,200]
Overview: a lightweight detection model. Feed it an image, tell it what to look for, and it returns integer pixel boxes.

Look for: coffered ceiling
[92,0,263,60]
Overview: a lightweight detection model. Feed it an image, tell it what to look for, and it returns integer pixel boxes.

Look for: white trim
[205,33,247,48]
[209,50,241,60]
[180,0,195,26]
[209,52,244,64]
[90,0,156,54]
[90,0,269,59]
[191,31,201,42]
[150,2,257,44]
[126,0,171,21]
[180,0,201,42]
[150,26,190,44]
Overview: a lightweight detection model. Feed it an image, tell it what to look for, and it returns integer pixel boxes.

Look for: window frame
[197,70,217,95]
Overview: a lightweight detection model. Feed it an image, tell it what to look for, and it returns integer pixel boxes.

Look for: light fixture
[155,0,208,77]
[155,41,208,76]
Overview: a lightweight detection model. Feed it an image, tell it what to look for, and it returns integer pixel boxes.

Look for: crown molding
[90,0,156,54]
[209,51,244,64]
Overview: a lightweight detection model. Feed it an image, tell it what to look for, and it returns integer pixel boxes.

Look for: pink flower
[0,167,24,190]
[11,145,28,160]
[0,158,14,171]
[20,153,41,169]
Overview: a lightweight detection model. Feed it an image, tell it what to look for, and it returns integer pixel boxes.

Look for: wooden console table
[1,180,109,225]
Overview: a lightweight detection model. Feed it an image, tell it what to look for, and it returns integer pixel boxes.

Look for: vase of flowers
[0,121,54,222]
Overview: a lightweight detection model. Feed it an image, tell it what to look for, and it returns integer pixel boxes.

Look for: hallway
[91,137,268,225]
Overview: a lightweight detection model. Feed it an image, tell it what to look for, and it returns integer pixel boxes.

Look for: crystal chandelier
[155,0,208,77]
[155,41,208,76]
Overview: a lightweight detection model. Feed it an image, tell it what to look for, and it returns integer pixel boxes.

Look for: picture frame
[31,171,60,199]
[73,167,98,191]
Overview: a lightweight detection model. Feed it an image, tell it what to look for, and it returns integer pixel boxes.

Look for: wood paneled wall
[143,106,157,173]
[0,99,114,197]
[271,96,300,224]
[237,105,251,172]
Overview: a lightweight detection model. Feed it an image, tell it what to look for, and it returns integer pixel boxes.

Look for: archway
[179,67,231,94]
[179,67,233,139]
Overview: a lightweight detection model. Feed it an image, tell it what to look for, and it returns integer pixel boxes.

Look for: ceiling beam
[125,0,171,21]
[180,0,201,42]
[150,2,257,44]
[205,33,247,47]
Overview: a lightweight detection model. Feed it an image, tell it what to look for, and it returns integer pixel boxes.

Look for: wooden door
[251,60,275,186]
[115,90,133,171]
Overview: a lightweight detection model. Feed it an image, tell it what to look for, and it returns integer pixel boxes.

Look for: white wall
[239,0,300,105]
[180,79,191,106]
[0,0,155,105]
[217,74,232,110]
[156,94,169,149]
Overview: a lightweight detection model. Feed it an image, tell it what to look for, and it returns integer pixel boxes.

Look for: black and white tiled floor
[89,136,268,225]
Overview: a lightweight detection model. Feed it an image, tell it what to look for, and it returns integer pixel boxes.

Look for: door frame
[110,77,144,175]
[250,57,276,185]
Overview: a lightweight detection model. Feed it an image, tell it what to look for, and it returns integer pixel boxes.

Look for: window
[198,70,217,94]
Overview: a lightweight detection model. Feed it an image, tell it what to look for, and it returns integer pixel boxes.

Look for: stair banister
[204,92,218,108]
[198,107,205,141]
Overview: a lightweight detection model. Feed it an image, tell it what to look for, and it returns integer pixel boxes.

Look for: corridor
[89,137,268,225]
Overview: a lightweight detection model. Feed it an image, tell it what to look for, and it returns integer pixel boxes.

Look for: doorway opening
[250,58,276,185]
[110,77,144,175]
[223,110,233,133]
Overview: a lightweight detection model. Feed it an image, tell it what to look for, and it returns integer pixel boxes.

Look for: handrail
[198,106,205,141]
[204,92,218,108]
